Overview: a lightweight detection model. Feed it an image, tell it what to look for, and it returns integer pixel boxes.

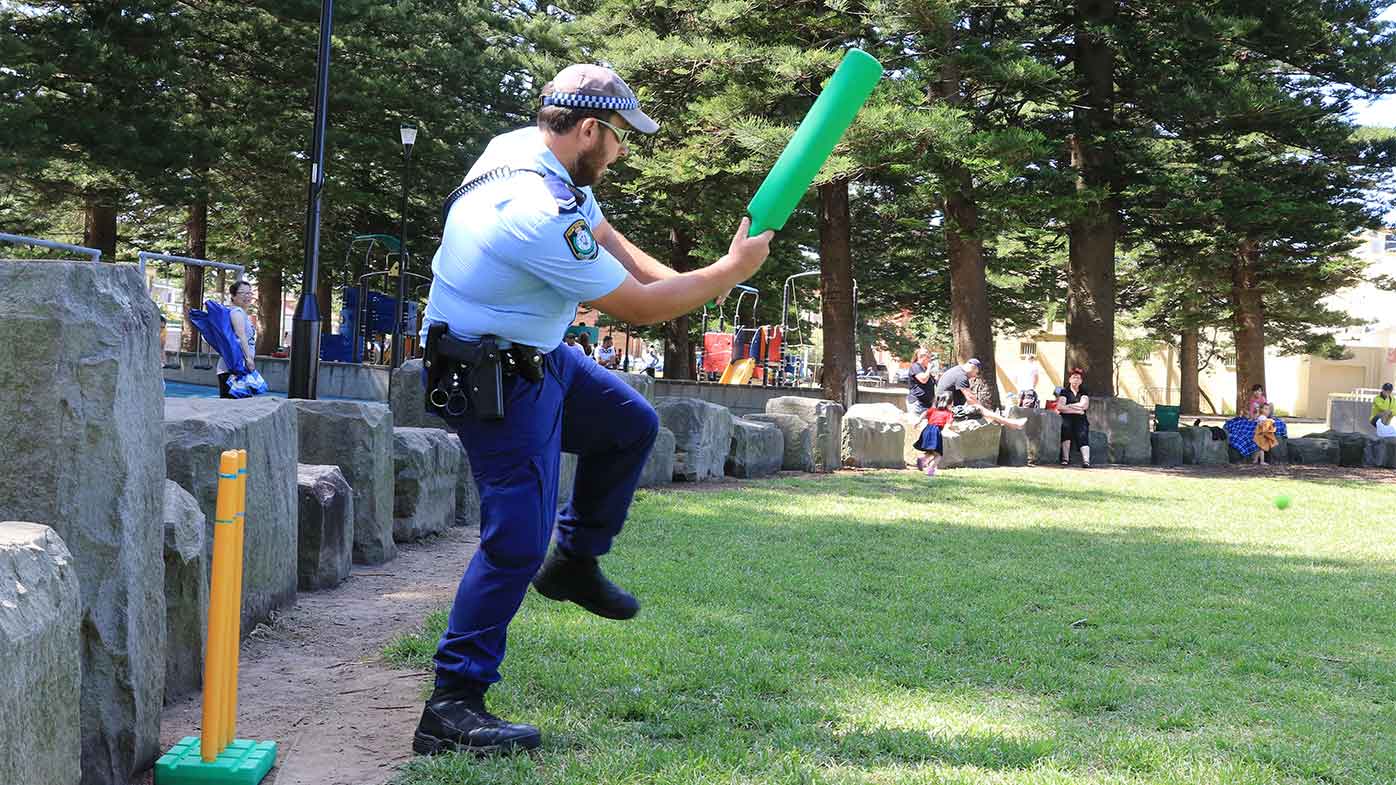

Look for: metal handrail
[137,251,245,281]
[0,232,102,262]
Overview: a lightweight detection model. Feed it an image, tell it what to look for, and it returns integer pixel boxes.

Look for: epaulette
[538,173,588,215]
[440,166,589,227]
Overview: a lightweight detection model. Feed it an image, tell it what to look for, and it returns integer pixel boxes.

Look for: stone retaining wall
[0,261,167,785]
[0,523,82,785]
[165,397,300,633]
[294,401,396,565]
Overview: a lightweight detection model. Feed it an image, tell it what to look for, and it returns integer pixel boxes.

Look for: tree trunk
[180,202,208,351]
[858,326,878,372]
[818,178,857,408]
[663,226,696,380]
[1066,0,1119,397]
[256,268,283,355]
[943,183,999,409]
[316,277,333,334]
[931,21,1000,409]
[1179,328,1200,414]
[83,193,117,261]
[1230,238,1266,415]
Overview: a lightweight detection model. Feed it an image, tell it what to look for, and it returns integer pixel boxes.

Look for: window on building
[1019,341,1037,359]
[1384,232,1396,255]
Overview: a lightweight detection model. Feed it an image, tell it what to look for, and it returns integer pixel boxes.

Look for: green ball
[1274,495,1291,510]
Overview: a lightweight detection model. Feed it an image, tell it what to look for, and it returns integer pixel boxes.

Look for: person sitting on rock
[1371,383,1394,430]
[936,358,1027,430]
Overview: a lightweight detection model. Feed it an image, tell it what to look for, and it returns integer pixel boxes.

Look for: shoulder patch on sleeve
[563,219,599,260]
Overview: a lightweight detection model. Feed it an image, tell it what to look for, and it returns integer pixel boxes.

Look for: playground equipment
[777,271,858,388]
[698,285,784,385]
[155,450,277,785]
[701,285,753,382]
[321,235,425,364]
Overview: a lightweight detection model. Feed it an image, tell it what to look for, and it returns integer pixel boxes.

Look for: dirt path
[140,526,480,785]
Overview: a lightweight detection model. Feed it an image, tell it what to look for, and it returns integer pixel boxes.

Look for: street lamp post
[391,123,416,369]
[288,0,335,399]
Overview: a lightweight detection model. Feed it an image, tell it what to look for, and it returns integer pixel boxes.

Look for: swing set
[771,271,859,388]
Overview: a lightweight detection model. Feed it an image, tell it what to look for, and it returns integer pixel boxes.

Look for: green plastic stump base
[154,737,277,785]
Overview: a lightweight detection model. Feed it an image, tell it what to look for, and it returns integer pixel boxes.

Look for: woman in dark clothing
[1057,367,1091,468]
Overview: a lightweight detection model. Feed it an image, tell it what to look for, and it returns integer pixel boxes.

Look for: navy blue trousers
[434,345,659,687]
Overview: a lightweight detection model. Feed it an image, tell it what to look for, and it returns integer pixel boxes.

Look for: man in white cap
[413,64,773,755]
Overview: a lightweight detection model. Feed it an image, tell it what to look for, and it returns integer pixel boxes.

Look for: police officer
[413,64,774,755]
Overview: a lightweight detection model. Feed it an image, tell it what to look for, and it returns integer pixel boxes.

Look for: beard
[571,138,610,187]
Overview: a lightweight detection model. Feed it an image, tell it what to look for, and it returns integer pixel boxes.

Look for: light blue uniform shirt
[421,127,628,351]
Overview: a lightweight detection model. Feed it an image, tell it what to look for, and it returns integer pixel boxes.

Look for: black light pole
[391,123,416,369]
[288,0,335,399]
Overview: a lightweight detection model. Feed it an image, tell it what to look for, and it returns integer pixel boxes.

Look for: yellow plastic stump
[156,449,276,785]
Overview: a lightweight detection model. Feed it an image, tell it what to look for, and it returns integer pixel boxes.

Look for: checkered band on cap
[542,92,638,111]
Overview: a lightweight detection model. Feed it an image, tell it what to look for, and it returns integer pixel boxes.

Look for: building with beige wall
[990,228,1396,418]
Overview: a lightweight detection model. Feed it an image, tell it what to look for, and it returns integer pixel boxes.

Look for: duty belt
[423,323,543,421]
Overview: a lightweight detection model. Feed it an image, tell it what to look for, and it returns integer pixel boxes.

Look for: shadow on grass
[394,473,1396,784]
[734,471,1173,507]
[829,726,1054,770]
[617,484,1396,782]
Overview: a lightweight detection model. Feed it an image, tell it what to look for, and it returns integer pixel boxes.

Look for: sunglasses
[593,117,631,146]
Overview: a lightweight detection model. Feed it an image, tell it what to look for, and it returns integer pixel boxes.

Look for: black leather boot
[531,547,640,620]
[413,682,541,756]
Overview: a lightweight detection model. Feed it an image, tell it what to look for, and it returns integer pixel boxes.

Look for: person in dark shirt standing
[905,347,938,416]
[1057,367,1092,467]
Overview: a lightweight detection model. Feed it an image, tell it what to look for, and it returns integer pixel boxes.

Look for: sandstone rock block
[295,400,395,565]
[0,523,82,785]
[727,418,784,478]
[997,425,1028,467]
[1311,429,1371,467]
[162,482,207,704]
[766,397,844,472]
[1069,430,1110,465]
[389,359,447,430]
[640,427,676,488]
[295,465,354,591]
[392,428,462,542]
[746,413,815,472]
[0,262,166,784]
[1088,397,1151,465]
[996,407,1061,467]
[657,398,734,481]
[612,370,656,403]
[165,397,299,631]
[1019,407,1062,465]
[1364,437,1396,468]
[941,420,1003,469]
[452,436,481,527]
[1179,426,1228,465]
[840,403,906,469]
[1288,436,1340,465]
[1150,431,1184,467]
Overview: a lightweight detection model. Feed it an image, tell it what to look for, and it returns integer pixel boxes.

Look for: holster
[423,324,544,421]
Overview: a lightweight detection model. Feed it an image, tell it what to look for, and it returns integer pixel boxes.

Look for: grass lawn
[385,467,1396,785]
